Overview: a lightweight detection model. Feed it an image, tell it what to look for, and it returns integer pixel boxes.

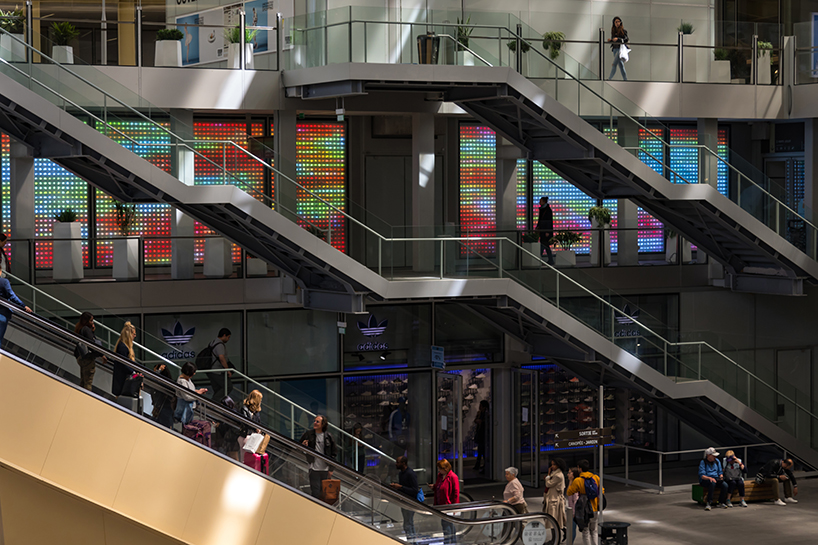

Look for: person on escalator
[391,455,420,542]
[112,321,137,397]
[430,459,460,544]
[238,389,263,453]
[0,276,31,345]
[300,414,338,499]
[148,363,175,428]
[73,312,106,391]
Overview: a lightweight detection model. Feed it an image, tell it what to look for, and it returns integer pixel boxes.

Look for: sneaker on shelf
[629,406,637,412]
[569,377,580,383]
[559,427,570,432]
[379,379,390,385]
[704,504,711,511]
[379,400,390,406]
[475,373,486,379]
[364,423,373,428]
[604,395,615,401]
[363,380,374,385]
[774,499,786,506]
[462,405,469,411]
[468,384,479,389]
[558,398,569,403]
[637,417,645,423]
[559,409,570,414]
[437,396,446,402]
[785,497,798,504]
[636,397,645,402]
[740,500,748,507]
[545,379,555,384]
[584,397,594,402]
[637,427,646,432]
[377,390,388,395]
[546,409,556,415]
[402,389,409,395]
[547,390,556,395]
[465,394,475,400]
[362,391,372,396]
[560,389,571,395]
[546,429,556,435]
[347,413,357,418]
[545,419,556,425]
[545,440,555,446]
[546,399,556,405]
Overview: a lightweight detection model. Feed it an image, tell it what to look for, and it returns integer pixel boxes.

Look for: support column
[617,119,639,266]
[496,142,522,233]
[697,118,718,188]
[117,0,136,66]
[804,119,818,257]
[9,142,35,282]
[170,110,195,279]
[412,113,435,272]
[274,108,298,218]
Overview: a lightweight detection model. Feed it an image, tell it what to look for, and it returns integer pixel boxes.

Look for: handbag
[619,44,630,62]
[256,433,270,454]
[755,472,766,485]
[243,432,264,453]
[322,478,341,505]
[121,373,144,397]
[73,342,90,360]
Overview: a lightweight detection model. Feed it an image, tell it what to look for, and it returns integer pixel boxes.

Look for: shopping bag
[243,432,264,453]
[322,478,341,505]
[619,45,630,62]
[256,433,270,454]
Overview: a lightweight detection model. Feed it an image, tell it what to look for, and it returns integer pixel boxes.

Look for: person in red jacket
[430,459,460,544]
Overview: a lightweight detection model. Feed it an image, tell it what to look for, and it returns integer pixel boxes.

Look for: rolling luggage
[243,451,269,474]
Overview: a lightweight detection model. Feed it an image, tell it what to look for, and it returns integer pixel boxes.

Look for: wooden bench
[692,480,778,504]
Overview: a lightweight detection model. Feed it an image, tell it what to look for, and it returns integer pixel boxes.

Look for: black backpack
[195,340,222,370]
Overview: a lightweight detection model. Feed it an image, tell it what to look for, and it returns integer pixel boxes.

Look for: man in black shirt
[758,458,798,505]
[391,456,419,541]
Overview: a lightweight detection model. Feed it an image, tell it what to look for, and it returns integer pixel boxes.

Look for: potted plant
[455,16,475,66]
[552,231,582,266]
[155,28,183,67]
[542,31,565,77]
[521,231,541,267]
[678,22,703,83]
[664,228,691,263]
[588,206,612,266]
[0,7,25,62]
[224,25,257,69]
[710,48,731,83]
[757,41,773,84]
[50,21,79,64]
[112,201,139,281]
[507,38,531,75]
[52,208,84,282]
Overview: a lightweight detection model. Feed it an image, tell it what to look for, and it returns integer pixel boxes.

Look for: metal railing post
[498,242,503,278]
[752,35,758,85]
[698,343,702,379]
[556,273,560,309]
[348,7,353,62]
[598,28,604,80]
[440,240,444,279]
[136,5,142,67]
[658,454,663,493]
[101,0,108,65]
[378,237,382,277]
[290,404,295,439]
[625,446,629,485]
[240,10,247,70]
[276,13,282,71]
[516,23,522,73]
[364,21,368,63]
[678,31,683,83]
[25,1,32,63]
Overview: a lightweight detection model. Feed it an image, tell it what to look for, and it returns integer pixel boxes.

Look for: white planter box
[227,43,254,69]
[113,237,139,281]
[246,257,268,277]
[757,50,772,84]
[589,219,611,266]
[52,222,84,282]
[155,40,182,67]
[204,237,233,278]
[682,34,698,83]
[522,242,541,268]
[554,250,576,267]
[51,45,74,64]
[0,33,26,62]
[456,50,475,66]
[665,235,692,263]
[710,60,731,83]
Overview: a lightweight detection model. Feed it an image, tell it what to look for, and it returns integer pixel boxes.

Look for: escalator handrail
[0,299,558,538]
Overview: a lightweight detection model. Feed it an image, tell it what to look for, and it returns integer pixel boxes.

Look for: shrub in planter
[113,201,139,281]
[507,39,531,54]
[677,22,695,35]
[157,28,184,41]
[542,31,565,60]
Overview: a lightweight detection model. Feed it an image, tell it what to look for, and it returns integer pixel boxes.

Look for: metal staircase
[0,36,816,468]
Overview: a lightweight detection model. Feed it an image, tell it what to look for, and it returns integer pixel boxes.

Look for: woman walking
[608,17,629,80]
[544,458,568,541]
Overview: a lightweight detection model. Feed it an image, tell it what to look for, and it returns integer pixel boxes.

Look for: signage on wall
[160,320,198,359]
[431,345,445,369]
[356,314,389,351]
[614,304,640,338]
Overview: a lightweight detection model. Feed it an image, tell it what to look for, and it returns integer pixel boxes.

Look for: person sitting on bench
[722,450,747,507]
[757,458,798,506]
[698,447,728,511]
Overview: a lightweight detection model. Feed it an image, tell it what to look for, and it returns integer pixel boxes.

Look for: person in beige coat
[544,458,568,539]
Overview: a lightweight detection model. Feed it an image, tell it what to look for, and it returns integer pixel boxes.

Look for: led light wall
[296,122,347,253]
[459,125,497,255]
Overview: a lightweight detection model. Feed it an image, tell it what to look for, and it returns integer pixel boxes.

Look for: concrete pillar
[496,142,522,233]
[617,119,640,266]
[274,109,298,219]
[9,142,35,282]
[412,113,435,272]
[170,109,195,279]
[804,119,818,257]
[697,118,718,188]
[117,1,136,66]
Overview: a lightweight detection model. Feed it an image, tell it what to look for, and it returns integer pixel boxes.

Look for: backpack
[195,340,222,370]
[584,475,599,501]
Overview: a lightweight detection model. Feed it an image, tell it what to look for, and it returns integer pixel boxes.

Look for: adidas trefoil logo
[615,305,640,325]
[357,315,388,338]
[161,321,196,345]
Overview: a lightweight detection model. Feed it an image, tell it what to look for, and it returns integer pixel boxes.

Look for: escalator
[0,299,558,545]
[0,33,816,470]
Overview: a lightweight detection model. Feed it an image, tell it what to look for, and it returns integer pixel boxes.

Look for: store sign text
[357,341,389,351]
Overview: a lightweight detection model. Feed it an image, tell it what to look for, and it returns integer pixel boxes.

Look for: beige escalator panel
[0,355,392,545]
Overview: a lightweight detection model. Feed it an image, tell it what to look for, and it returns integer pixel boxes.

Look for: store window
[247,309,339,377]
[343,304,432,369]
[435,303,503,364]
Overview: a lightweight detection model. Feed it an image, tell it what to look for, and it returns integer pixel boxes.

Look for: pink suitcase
[244,451,269,474]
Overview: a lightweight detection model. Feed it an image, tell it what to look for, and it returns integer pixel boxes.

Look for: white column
[412,114,435,272]
[9,141,35,281]
[170,109,195,279]
[617,119,639,266]
[496,143,522,233]
[697,118,719,188]
[274,109,298,218]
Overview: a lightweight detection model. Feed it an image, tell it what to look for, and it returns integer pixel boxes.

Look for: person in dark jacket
[74,312,106,391]
[149,363,175,428]
[535,197,555,265]
[759,458,798,505]
[238,389,263,452]
[112,321,137,397]
[608,16,629,80]
[430,459,460,544]
[473,400,489,472]
[0,276,31,343]
[391,455,420,541]
[300,414,337,499]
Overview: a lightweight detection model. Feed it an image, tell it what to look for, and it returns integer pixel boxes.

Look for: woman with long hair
[430,459,460,544]
[544,458,568,540]
[112,321,136,397]
[238,389,263,452]
[74,311,106,390]
[608,16,629,80]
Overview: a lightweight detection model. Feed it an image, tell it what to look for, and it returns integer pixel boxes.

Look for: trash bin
[417,32,440,64]
[600,522,630,545]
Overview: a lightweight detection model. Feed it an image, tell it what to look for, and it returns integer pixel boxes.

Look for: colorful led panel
[95,119,173,266]
[717,128,729,196]
[34,159,89,268]
[1,135,8,236]
[459,125,497,255]
[193,121,266,262]
[296,122,347,253]
[669,128,698,184]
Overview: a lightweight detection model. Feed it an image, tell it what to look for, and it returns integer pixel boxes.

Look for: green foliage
[224,26,258,45]
[157,28,184,41]
[678,22,695,35]
[113,201,137,236]
[552,231,582,251]
[507,39,531,54]
[51,21,80,46]
[0,8,25,34]
[588,206,612,226]
[714,48,729,61]
[521,231,540,243]
[54,208,77,223]
[757,41,774,64]
[542,31,565,60]
[456,16,473,52]
[664,227,678,240]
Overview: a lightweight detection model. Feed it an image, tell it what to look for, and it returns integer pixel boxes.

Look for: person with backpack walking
[199,328,231,401]
[390,455,420,542]
[565,459,604,545]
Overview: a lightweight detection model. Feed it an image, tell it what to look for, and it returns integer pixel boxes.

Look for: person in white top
[503,467,528,514]
[174,361,207,424]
